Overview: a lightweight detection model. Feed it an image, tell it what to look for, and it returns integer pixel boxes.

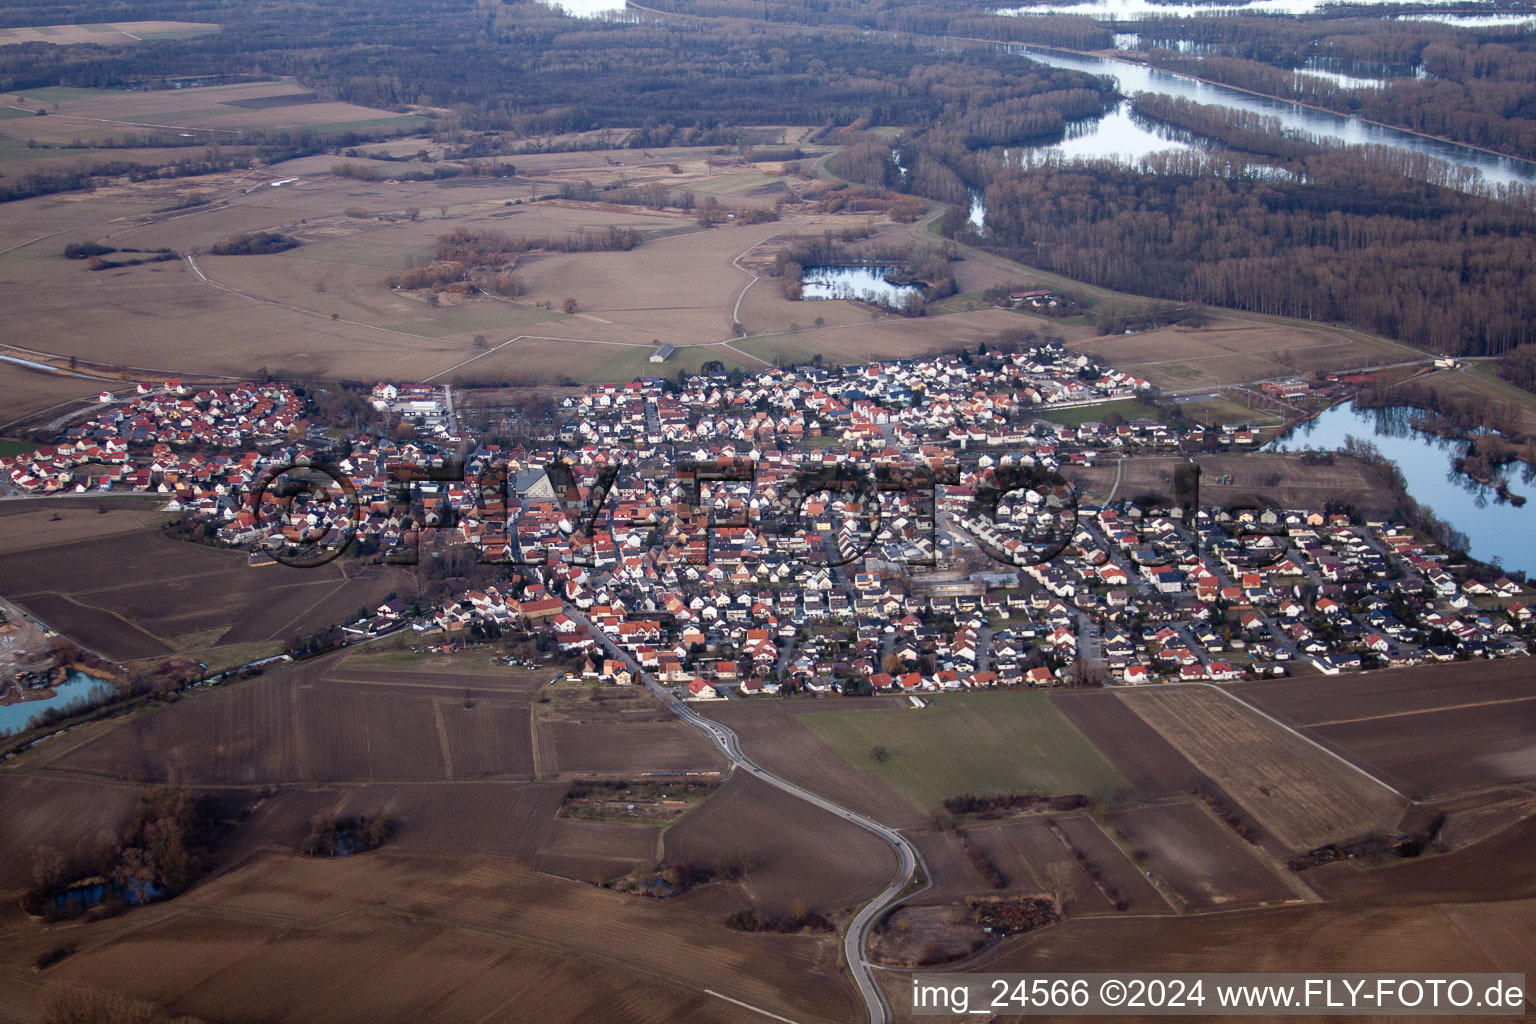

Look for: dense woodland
[979,154,1536,356]
[0,0,1111,140]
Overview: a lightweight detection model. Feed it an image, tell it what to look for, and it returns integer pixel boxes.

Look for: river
[1008,45,1536,184]
[1271,402,1536,575]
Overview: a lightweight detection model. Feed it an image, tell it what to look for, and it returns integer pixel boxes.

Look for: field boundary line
[728,224,795,330]
[720,341,773,367]
[432,700,455,780]
[0,227,74,256]
[1305,694,1536,728]
[529,702,545,780]
[1186,794,1323,905]
[7,108,244,134]
[704,989,804,1024]
[421,332,659,383]
[247,576,355,645]
[1195,683,1411,803]
[184,254,488,351]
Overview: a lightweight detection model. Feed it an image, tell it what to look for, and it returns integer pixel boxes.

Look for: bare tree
[1046,861,1076,912]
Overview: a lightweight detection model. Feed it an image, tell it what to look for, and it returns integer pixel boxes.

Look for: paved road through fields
[568,603,928,1024]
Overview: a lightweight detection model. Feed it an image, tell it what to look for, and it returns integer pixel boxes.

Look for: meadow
[798,690,1132,811]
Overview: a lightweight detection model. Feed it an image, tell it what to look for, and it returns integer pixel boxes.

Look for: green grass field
[1180,396,1282,428]
[1038,399,1164,428]
[925,292,994,315]
[0,438,38,458]
[799,690,1131,810]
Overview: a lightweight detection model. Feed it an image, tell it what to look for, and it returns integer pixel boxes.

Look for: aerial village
[1,344,1529,699]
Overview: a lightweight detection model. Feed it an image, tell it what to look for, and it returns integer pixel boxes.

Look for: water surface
[1271,402,1535,574]
[801,265,922,305]
[0,670,113,736]
[1011,45,1536,184]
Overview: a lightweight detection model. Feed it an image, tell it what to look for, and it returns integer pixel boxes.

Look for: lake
[1271,402,1536,575]
[800,265,922,306]
[1009,46,1536,185]
[0,670,113,736]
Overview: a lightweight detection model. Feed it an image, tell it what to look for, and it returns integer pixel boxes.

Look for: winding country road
[569,604,929,1024]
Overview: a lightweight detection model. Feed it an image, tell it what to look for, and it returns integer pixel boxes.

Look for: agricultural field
[0,361,117,428]
[1104,802,1299,911]
[892,815,1536,1008]
[11,849,857,1024]
[734,306,1032,369]
[703,699,928,828]
[1062,450,1396,512]
[963,814,1167,917]
[1178,393,1286,430]
[1037,398,1164,427]
[535,816,663,883]
[0,21,219,46]
[1415,364,1536,435]
[901,898,1536,1018]
[1068,315,1414,392]
[2,80,425,160]
[1054,814,1170,914]
[1116,686,1408,852]
[904,827,999,902]
[1233,660,1536,801]
[535,674,724,777]
[796,691,1133,813]
[0,519,405,662]
[1,161,981,383]
[21,654,550,785]
[0,498,166,555]
[1305,813,1536,906]
[0,634,885,1022]
[1048,690,1205,798]
[0,772,140,874]
[663,772,894,918]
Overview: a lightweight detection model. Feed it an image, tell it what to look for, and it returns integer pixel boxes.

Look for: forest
[0,0,1112,141]
[978,153,1536,356]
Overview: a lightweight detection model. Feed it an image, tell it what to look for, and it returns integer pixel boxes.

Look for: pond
[968,191,987,233]
[0,670,113,736]
[800,265,922,306]
[1271,402,1536,575]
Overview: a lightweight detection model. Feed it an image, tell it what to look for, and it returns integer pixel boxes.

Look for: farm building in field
[1007,289,1056,308]
[649,344,675,363]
